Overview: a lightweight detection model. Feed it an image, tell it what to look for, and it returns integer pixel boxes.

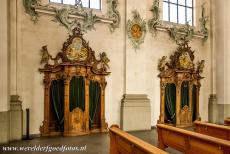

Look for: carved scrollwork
[39,27,110,75]
[148,0,160,35]
[199,3,209,41]
[23,0,120,33]
[23,0,41,22]
[107,0,121,33]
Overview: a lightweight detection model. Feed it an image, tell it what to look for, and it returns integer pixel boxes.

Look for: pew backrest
[157,124,230,154]
[109,125,168,154]
[194,121,230,140]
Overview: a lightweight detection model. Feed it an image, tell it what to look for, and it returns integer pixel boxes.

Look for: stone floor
[0,128,181,154]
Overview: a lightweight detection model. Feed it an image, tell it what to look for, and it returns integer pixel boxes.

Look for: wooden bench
[225,118,230,126]
[157,124,230,154]
[194,121,230,140]
[109,125,168,154]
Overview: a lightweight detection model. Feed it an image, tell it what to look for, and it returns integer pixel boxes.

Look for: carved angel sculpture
[197,60,205,73]
[40,45,51,65]
[100,52,110,72]
[158,56,168,72]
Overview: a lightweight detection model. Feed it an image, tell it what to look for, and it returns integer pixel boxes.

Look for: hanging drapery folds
[89,81,101,129]
[50,80,65,132]
[165,83,176,124]
[158,40,204,127]
[39,27,110,136]
[181,81,189,108]
[69,76,85,112]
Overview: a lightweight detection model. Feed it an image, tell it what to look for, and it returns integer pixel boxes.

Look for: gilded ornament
[127,10,147,50]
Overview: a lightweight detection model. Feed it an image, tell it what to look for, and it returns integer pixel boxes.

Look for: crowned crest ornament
[158,39,204,78]
[127,10,147,50]
[39,27,110,74]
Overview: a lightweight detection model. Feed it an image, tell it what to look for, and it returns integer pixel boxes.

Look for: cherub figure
[197,60,205,73]
[100,52,110,72]
[40,45,51,65]
[158,56,168,71]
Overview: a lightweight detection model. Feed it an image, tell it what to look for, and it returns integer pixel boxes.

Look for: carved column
[41,73,51,136]
[159,82,166,124]
[196,83,201,121]
[63,75,70,136]
[189,81,193,123]
[100,78,107,132]
[85,72,90,133]
[176,81,182,126]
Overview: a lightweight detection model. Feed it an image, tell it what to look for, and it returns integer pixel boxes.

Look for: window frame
[49,0,102,10]
[162,0,194,26]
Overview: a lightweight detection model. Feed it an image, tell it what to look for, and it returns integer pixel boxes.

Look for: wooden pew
[194,121,230,140]
[157,124,230,154]
[109,125,168,154]
[225,117,230,126]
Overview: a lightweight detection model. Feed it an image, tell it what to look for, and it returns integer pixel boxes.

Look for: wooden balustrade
[157,124,230,154]
[109,125,168,154]
[194,121,230,140]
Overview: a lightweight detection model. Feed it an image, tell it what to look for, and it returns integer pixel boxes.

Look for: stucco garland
[23,0,120,33]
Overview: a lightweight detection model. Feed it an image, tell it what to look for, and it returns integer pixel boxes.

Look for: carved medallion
[179,52,193,69]
[127,10,146,50]
[66,37,88,61]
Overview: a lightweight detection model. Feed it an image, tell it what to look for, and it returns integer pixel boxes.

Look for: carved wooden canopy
[158,40,205,79]
[39,27,110,75]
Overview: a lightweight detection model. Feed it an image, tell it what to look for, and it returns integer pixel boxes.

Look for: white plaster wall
[15,0,212,134]
[0,0,10,112]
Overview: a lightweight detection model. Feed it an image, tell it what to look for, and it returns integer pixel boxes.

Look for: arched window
[163,0,194,26]
[50,0,101,10]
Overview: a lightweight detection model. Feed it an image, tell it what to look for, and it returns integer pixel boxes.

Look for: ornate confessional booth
[39,28,110,136]
[157,41,205,127]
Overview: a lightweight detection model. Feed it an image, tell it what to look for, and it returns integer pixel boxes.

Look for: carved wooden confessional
[39,27,110,136]
[157,40,205,127]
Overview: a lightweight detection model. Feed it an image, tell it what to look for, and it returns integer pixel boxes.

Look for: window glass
[170,0,177,3]
[50,0,61,3]
[90,0,100,9]
[163,2,169,21]
[63,0,75,5]
[187,8,193,25]
[50,0,101,9]
[178,6,185,24]
[82,0,89,7]
[178,0,185,5]
[163,0,194,25]
[187,0,193,7]
[170,4,177,23]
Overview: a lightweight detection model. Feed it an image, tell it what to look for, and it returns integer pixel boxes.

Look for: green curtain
[192,85,197,121]
[165,83,176,124]
[89,81,101,128]
[50,80,64,132]
[181,81,189,108]
[69,76,85,112]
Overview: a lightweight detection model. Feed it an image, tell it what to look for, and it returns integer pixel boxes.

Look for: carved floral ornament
[127,10,147,50]
[23,0,120,33]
